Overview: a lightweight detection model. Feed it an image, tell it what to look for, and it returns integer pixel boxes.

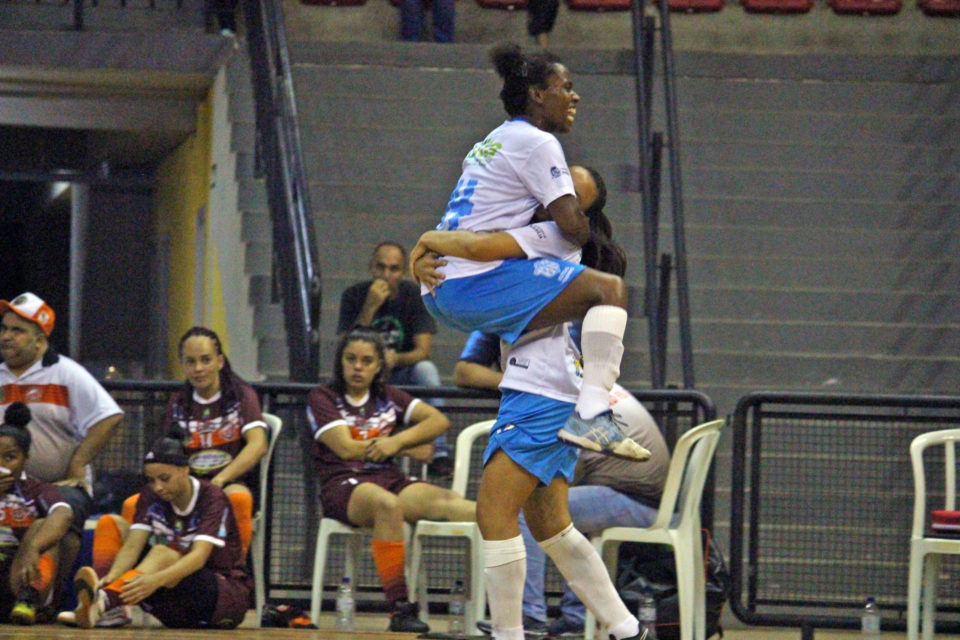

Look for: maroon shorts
[320,467,424,524]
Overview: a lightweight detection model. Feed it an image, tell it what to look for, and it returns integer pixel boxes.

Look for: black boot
[388,600,430,633]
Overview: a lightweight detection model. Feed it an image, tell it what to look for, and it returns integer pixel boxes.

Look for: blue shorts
[483,390,579,486]
[424,258,585,344]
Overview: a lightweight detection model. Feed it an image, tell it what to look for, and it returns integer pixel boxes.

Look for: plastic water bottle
[336,576,355,632]
[860,596,880,638]
[449,579,466,636]
[637,587,657,640]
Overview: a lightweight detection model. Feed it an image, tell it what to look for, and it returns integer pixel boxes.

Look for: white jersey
[506,221,581,263]
[500,322,582,403]
[434,118,576,281]
[0,354,123,485]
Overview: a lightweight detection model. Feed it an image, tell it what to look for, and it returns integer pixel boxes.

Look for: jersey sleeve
[62,359,123,436]
[237,382,267,435]
[306,385,348,441]
[519,136,576,209]
[193,486,231,548]
[506,222,581,261]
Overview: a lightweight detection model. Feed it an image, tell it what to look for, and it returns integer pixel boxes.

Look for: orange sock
[121,493,140,524]
[105,570,142,610]
[227,491,253,556]
[371,539,408,606]
[30,554,55,592]
[92,516,125,577]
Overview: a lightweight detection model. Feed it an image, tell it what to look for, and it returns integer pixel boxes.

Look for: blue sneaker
[547,616,584,637]
[557,410,651,461]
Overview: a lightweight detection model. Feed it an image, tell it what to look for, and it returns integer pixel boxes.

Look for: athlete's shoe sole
[73,566,102,629]
[558,410,651,462]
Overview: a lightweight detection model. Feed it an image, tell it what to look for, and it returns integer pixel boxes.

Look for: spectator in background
[0,292,123,616]
[400,0,454,43]
[307,329,475,632]
[527,0,559,49]
[338,241,452,477]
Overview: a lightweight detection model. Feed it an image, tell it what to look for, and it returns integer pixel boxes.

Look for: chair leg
[907,546,924,640]
[468,528,485,631]
[251,514,264,627]
[311,526,331,625]
[674,543,698,640]
[922,553,940,640]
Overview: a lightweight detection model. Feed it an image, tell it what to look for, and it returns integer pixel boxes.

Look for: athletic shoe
[10,601,36,625]
[557,411,651,461]
[57,610,78,627]
[97,605,132,628]
[477,616,548,637]
[73,566,104,629]
[547,617,585,637]
[610,628,649,640]
[388,600,430,633]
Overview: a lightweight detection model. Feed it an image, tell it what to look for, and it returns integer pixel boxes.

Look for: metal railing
[245,0,322,381]
[631,0,695,390]
[729,391,960,637]
[99,381,715,604]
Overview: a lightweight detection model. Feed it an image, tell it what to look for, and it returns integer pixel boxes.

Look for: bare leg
[396,482,475,522]
[524,268,626,333]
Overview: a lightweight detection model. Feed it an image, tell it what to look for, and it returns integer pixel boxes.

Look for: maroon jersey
[306,384,419,485]
[164,379,266,488]
[0,475,70,548]
[131,478,247,578]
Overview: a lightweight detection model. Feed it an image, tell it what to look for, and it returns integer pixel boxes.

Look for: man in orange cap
[0,292,123,620]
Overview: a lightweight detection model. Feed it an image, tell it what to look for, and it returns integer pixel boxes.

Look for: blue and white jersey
[435,118,576,280]
[506,221,581,263]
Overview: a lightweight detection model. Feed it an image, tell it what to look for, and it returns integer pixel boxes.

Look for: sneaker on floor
[609,628,649,640]
[57,610,77,627]
[477,615,548,637]
[388,600,430,633]
[73,566,104,629]
[97,605,132,628]
[10,600,36,625]
[557,411,651,461]
[547,616,585,637]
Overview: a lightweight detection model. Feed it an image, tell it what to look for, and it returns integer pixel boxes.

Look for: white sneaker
[57,610,77,627]
[73,566,104,629]
[558,410,651,461]
[97,605,132,628]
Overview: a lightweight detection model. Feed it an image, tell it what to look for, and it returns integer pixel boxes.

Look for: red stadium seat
[917,0,960,14]
[828,0,901,14]
[741,0,812,12]
[565,0,631,11]
[667,0,724,11]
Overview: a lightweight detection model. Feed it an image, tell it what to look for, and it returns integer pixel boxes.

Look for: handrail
[630,0,695,389]
[244,0,321,381]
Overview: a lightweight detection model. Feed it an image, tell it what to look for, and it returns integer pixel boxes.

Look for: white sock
[483,535,527,637]
[576,306,627,419]
[539,524,637,636]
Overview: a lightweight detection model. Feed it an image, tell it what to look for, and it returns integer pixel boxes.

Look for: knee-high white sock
[539,524,638,639]
[576,306,628,419]
[483,536,527,640]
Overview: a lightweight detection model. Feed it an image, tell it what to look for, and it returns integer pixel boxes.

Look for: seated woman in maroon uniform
[307,329,476,633]
[0,402,73,625]
[70,427,252,629]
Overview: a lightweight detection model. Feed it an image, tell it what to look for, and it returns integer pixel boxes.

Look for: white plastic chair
[907,428,960,640]
[252,412,283,626]
[310,514,412,624]
[584,419,725,640]
[408,419,493,630]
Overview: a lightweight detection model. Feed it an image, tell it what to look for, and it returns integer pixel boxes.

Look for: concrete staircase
[289,41,960,417]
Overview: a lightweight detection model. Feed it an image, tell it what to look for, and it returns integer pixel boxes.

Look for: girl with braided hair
[0,402,73,625]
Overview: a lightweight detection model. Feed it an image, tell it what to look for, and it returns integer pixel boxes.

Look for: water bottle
[637,586,657,640]
[449,579,466,636]
[336,576,355,632]
[860,596,880,638]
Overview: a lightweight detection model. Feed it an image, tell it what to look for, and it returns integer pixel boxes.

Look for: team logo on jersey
[24,387,41,402]
[532,260,560,278]
[465,139,502,166]
[550,166,570,179]
[507,356,530,370]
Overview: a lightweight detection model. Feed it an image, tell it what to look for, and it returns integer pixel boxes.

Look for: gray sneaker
[547,616,585,637]
[557,411,651,461]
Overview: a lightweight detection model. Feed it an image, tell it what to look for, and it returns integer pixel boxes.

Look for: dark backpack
[615,533,730,640]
